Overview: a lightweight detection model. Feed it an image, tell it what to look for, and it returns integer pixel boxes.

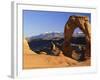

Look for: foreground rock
[23,39,80,69]
[23,52,90,69]
[24,39,37,54]
[23,53,79,69]
[23,38,90,69]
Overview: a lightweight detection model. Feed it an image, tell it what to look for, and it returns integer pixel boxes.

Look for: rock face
[63,16,91,59]
[24,39,30,50]
[24,39,37,54]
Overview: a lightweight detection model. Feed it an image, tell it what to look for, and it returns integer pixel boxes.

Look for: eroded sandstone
[63,16,91,59]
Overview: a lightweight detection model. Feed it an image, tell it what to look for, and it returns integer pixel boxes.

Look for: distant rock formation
[24,39,37,54]
[51,42,63,56]
[63,16,91,59]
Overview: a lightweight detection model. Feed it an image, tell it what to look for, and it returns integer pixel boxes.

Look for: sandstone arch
[63,15,91,59]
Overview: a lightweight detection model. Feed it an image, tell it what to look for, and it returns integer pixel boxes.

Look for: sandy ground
[23,39,90,69]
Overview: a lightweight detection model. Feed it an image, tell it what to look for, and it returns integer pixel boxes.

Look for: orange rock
[24,39,37,54]
[63,16,91,58]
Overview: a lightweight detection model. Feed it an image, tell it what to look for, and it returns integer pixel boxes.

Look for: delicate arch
[63,15,91,58]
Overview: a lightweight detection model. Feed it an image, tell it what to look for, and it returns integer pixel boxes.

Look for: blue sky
[23,10,91,37]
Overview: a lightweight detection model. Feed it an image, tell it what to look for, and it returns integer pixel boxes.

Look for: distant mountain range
[72,32,85,37]
[27,32,64,41]
[26,31,85,42]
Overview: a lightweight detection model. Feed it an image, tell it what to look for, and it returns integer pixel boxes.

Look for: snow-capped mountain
[72,31,85,37]
[28,32,64,41]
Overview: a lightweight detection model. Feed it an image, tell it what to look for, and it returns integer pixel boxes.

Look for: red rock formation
[63,16,91,59]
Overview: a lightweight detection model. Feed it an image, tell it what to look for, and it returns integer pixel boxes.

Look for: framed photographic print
[11,1,97,78]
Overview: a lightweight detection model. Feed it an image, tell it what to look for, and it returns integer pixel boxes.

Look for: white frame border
[11,2,97,78]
